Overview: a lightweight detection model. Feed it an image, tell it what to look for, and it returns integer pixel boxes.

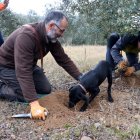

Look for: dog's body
[69,60,114,111]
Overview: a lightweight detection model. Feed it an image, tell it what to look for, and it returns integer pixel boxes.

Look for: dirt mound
[25,82,139,130]
[25,90,105,129]
[115,73,140,88]
[0,81,139,139]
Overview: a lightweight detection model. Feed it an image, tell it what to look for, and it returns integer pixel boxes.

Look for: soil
[36,78,140,130]
[0,76,140,139]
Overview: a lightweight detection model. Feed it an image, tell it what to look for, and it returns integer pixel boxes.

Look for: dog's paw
[80,107,86,112]
[108,97,114,102]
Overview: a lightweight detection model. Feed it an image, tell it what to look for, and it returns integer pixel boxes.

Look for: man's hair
[44,11,68,25]
[138,31,140,42]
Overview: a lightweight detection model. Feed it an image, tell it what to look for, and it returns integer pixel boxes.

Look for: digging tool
[12,111,48,118]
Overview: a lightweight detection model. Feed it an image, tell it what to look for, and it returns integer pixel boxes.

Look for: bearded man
[0,11,82,120]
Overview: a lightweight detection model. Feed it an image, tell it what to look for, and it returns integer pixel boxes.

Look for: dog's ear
[69,86,73,91]
[69,86,75,93]
[69,87,73,93]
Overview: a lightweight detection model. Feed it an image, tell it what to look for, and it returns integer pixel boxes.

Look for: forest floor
[0,46,140,140]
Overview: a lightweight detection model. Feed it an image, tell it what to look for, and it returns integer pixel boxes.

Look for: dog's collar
[78,83,88,93]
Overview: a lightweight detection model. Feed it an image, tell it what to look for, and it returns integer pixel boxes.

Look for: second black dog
[68,60,114,111]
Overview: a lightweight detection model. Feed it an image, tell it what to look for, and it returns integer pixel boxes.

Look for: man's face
[46,17,68,43]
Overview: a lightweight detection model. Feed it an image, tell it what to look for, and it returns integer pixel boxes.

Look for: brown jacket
[0,22,81,102]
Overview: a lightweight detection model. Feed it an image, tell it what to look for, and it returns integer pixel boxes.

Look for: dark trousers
[0,66,51,102]
[106,33,139,70]
[0,31,4,46]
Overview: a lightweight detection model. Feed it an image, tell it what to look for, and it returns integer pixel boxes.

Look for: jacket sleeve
[49,41,81,80]
[110,38,124,64]
[14,33,38,102]
[111,34,138,64]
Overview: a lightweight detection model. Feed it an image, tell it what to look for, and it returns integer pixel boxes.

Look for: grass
[49,123,140,140]
[61,45,106,72]
[36,45,107,91]
[131,125,140,139]
[108,127,131,140]
[37,45,106,87]
[64,123,73,129]
[106,124,140,140]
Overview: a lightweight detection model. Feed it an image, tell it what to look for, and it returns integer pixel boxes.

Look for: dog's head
[68,85,88,108]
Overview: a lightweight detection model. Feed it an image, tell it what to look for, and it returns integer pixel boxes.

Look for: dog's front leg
[80,101,89,112]
[89,88,100,103]
[107,76,114,102]
[107,87,114,102]
[79,94,89,112]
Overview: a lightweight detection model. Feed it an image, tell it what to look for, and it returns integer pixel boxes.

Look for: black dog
[68,60,114,111]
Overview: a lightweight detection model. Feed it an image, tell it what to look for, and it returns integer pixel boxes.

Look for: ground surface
[0,46,140,140]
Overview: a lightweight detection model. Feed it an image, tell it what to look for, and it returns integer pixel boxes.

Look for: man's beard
[47,29,58,43]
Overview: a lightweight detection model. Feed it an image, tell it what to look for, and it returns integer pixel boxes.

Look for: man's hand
[124,67,135,77]
[30,100,48,120]
[117,61,128,71]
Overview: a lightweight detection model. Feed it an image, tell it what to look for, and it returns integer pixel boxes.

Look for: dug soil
[25,76,140,130]
[0,76,140,139]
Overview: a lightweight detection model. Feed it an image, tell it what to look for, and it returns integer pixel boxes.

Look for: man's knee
[45,86,52,94]
[37,85,52,95]
[0,84,25,102]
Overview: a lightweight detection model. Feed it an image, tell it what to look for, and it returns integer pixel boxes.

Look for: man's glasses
[54,23,65,33]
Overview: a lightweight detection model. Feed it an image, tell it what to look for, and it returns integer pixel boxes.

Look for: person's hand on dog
[117,60,128,71]
[77,73,83,81]
[124,66,135,77]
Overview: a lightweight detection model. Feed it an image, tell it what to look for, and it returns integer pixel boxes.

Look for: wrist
[29,100,40,107]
